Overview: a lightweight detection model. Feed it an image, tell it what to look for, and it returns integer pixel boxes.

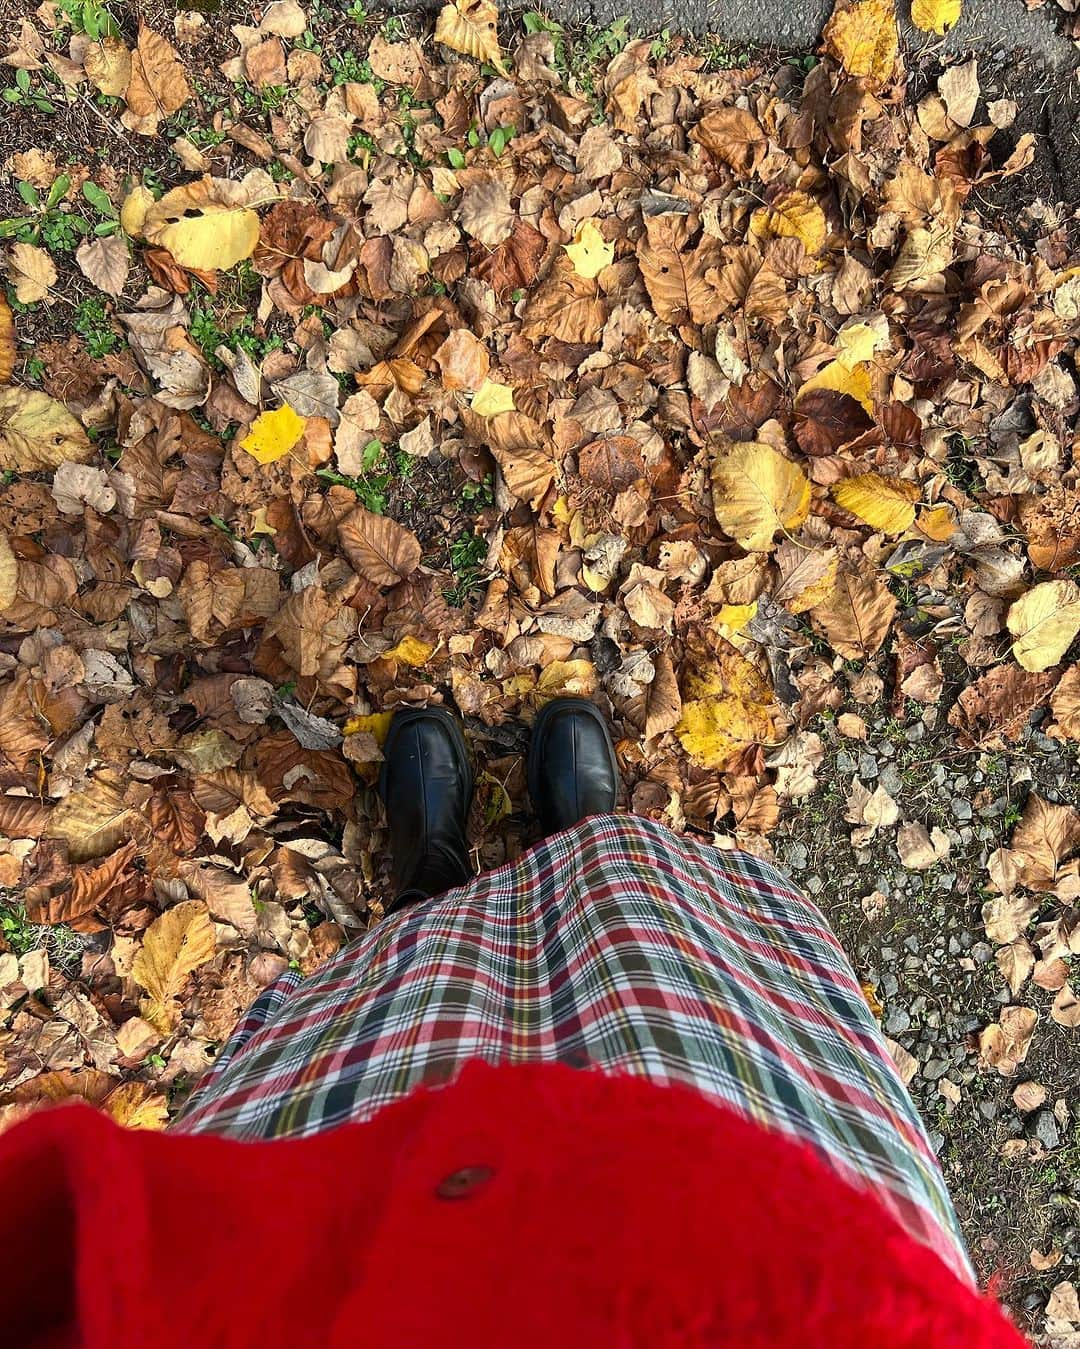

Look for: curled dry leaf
[434,0,504,70]
[1050,984,1080,1029]
[809,567,897,660]
[693,106,766,177]
[976,1005,1038,1076]
[123,23,191,135]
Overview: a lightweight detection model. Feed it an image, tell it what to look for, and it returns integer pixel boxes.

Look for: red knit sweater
[1,1061,1026,1348]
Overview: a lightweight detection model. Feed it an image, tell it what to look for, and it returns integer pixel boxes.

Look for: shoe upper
[528,699,618,836]
[380,710,472,906]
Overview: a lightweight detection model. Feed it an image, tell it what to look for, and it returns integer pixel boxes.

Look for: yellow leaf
[715,602,758,635]
[132,900,217,1033]
[916,505,957,542]
[676,644,776,769]
[536,659,598,701]
[711,441,810,552]
[434,0,505,69]
[1007,580,1080,674]
[343,711,394,744]
[46,773,132,862]
[120,183,154,237]
[823,0,899,87]
[156,208,260,271]
[103,1081,169,1131]
[832,473,920,534]
[471,380,516,417]
[911,0,960,33]
[239,405,307,465]
[835,322,879,368]
[383,635,436,666]
[250,507,277,535]
[564,219,614,280]
[796,358,874,413]
[749,190,827,255]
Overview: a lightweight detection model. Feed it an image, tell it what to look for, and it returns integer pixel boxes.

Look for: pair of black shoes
[378,698,619,913]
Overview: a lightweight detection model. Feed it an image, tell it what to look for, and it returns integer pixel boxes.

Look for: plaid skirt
[175,814,971,1280]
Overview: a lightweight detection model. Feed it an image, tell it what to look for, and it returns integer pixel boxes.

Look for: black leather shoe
[527,698,619,836]
[379,706,473,913]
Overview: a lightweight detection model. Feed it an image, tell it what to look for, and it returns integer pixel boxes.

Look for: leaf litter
[0,0,1078,1325]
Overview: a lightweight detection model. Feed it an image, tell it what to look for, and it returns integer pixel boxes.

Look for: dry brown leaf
[1050,984,1080,1028]
[6,242,56,304]
[459,177,515,247]
[1008,794,1080,892]
[46,774,132,863]
[693,106,766,177]
[338,505,422,586]
[123,23,191,135]
[976,1005,1038,1076]
[809,568,897,660]
[639,215,724,327]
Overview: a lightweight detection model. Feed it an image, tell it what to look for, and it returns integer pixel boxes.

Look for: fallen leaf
[711,441,810,552]
[1007,580,1080,674]
[338,505,422,586]
[693,106,766,177]
[1008,793,1080,891]
[137,179,262,271]
[459,177,515,247]
[239,404,308,464]
[911,0,961,33]
[897,820,951,870]
[132,900,217,1032]
[471,379,515,416]
[564,219,613,279]
[434,0,504,69]
[823,0,899,88]
[435,329,490,392]
[1050,984,1080,1028]
[810,568,897,659]
[976,1005,1037,1076]
[75,236,130,299]
[996,938,1035,996]
[6,242,56,304]
[123,23,191,135]
[832,473,920,534]
[676,642,776,770]
[750,190,828,255]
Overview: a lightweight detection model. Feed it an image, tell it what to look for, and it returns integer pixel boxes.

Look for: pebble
[885,1008,911,1033]
[1028,1110,1062,1151]
[787,841,809,871]
[805,875,823,894]
[836,750,857,774]
[879,764,903,795]
[930,764,947,786]
[905,723,926,743]
[858,753,879,779]
[882,972,899,998]
[879,741,895,759]
[971,942,993,965]
[924,1057,949,1081]
[951,798,973,821]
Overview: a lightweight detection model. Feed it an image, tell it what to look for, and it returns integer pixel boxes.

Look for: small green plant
[2,68,56,114]
[317,440,391,514]
[55,0,118,38]
[74,297,121,358]
[489,123,516,158]
[460,474,494,509]
[346,0,369,21]
[0,175,114,251]
[23,356,46,383]
[329,50,384,91]
[445,530,489,606]
[382,14,407,39]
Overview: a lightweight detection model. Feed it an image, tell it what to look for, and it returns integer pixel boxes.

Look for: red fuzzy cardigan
[1,1060,1026,1349]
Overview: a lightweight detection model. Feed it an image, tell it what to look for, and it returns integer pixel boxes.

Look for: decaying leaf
[823,0,899,88]
[338,505,422,586]
[434,0,504,69]
[1008,580,1080,674]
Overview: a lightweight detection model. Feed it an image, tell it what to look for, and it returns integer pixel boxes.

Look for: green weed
[74,297,121,358]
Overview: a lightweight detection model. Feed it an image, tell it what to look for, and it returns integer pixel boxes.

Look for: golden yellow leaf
[102,1081,169,1131]
[0,293,13,385]
[0,388,90,473]
[0,533,17,612]
[156,208,260,272]
[676,645,776,769]
[916,505,957,541]
[434,0,505,69]
[823,0,899,87]
[239,405,307,465]
[749,190,827,256]
[911,0,961,33]
[536,659,598,701]
[1007,580,1080,674]
[120,183,154,237]
[383,635,436,666]
[343,711,394,744]
[132,900,217,1033]
[471,380,516,416]
[796,358,874,413]
[564,219,614,280]
[832,472,920,534]
[711,441,810,552]
[715,602,757,635]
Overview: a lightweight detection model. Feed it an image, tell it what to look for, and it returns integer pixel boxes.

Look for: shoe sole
[378,705,474,806]
[526,697,619,817]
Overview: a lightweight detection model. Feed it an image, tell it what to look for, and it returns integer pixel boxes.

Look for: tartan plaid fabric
[175,814,970,1279]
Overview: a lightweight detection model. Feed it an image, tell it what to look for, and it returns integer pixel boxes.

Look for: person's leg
[379,706,473,914]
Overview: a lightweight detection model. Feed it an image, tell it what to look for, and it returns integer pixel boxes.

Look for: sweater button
[436,1165,495,1200]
